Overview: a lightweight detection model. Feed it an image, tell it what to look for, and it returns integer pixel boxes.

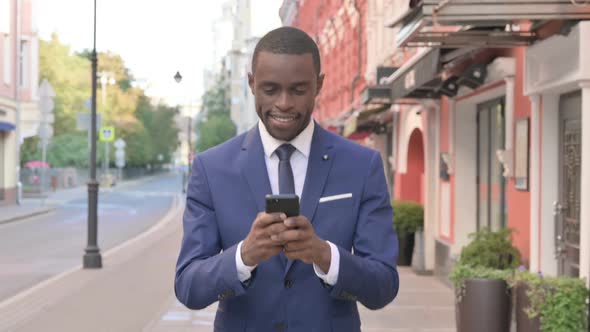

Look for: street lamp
[84,0,102,269]
[174,71,192,193]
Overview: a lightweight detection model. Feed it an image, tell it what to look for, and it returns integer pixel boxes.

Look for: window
[3,34,10,85]
[20,39,28,88]
[0,0,9,34]
[476,98,507,231]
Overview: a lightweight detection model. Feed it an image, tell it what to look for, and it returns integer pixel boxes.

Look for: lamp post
[84,0,102,269]
[174,71,191,193]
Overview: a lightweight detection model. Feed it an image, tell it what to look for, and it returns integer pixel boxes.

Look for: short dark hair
[252,27,321,76]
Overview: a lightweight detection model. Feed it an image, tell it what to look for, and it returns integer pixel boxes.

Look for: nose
[275,91,294,111]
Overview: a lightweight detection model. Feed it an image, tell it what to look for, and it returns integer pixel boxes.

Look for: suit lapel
[240,126,272,214]
[285,124,334,276]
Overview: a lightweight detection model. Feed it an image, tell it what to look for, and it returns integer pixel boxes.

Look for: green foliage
[392,200,423,237]
[39,34,91,135]
[134,96,179,164]
[195,76,236,152]
[20,137,41,165]
[459,228,521,270]
[449,264,512,301]
[35,34,179,168]
[509,269,589,332]
[46,132,90,168]
[196,113,237,152]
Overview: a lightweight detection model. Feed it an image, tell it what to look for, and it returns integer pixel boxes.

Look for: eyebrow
[259,81,311,87]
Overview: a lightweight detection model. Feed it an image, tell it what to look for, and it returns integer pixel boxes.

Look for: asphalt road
[0,172,182,302]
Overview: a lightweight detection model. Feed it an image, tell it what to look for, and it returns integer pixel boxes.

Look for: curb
[0,193,183,314]
[0,207,56,226]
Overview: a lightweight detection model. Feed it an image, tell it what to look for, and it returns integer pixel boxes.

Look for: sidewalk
[0,193,183,332]
[144,267,456,332]
[0,190,456,331]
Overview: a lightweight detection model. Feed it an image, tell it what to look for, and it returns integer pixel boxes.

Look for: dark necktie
[275,144,296,195]
[275,144,296,266]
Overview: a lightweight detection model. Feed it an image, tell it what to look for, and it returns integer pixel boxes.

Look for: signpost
[77,109,101,154]
[38,79,55,202]
[99,126,115,186]
[114,138,126,181]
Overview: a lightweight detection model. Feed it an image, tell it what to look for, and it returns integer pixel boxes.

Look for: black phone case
[265,194,300,217]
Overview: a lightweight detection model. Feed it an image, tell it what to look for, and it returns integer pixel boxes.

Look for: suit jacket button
[284,279,293,289]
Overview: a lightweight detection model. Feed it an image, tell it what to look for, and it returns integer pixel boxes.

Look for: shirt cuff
[313,241,340,286]
[236,241,257,282]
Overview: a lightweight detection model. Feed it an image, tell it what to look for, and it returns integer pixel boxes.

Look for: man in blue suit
[175,26,399,332]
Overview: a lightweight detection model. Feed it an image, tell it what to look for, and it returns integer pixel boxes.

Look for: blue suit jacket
[175,124,399,332]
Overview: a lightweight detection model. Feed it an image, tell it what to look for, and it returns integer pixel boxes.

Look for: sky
[36,0,283,106]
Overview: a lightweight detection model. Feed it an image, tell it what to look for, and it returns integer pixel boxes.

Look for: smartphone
[265,194,300,217]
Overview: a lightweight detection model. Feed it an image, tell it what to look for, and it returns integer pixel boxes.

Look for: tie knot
[275,144,296,161]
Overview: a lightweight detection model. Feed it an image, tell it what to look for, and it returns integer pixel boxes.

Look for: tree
[39,34,91,135]
[195,113,236,152]
[195,76,236,152]
[30,34,179,168]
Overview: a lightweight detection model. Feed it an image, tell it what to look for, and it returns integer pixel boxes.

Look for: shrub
[392,200,423,237]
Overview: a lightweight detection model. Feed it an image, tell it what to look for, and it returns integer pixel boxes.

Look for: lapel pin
[323,154,329,161]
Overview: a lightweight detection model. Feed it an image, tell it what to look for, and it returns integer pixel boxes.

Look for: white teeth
[271,115,295,123]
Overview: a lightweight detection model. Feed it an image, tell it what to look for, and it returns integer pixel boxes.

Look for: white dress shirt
[235,120,340,286]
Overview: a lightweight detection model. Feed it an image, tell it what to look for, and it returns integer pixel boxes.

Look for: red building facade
[288,0,367,124]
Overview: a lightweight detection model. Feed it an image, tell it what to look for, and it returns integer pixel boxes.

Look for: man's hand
[272,216,331,273]
[241,212,289,266]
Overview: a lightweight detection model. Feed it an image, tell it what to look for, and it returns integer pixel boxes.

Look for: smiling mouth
[269,113,297,123]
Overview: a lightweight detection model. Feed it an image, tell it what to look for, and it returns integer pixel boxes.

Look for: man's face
[249,51,324,141]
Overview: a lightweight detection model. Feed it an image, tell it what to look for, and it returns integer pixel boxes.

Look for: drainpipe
[15,0,22,205]
[350,0,361,106]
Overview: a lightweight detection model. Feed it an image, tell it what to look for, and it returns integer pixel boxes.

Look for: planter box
[455,278,512,332]
[397,232,415,266]
[515,283,541,332]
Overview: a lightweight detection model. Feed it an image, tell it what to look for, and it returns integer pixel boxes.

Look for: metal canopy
[389,0,590,48]
[406,29,536,48]
[420,0,590,24]
[390,48,442,100]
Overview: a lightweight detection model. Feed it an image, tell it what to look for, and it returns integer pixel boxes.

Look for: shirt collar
[258,119,314,159]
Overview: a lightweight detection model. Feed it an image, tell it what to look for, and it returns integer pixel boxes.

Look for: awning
[0,121,16,131]
[386,48,442,101]
[387,0,590,48]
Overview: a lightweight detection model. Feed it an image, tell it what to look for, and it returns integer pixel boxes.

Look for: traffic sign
[115,150,125,160]
[114,138,126,149]
[100,126,115,142]
[76,113,101,131]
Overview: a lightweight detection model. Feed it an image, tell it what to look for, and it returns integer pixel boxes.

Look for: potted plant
[509,268,589,332]
[450,228,520,332]
[392,200,423,266]
[509,267,542,332]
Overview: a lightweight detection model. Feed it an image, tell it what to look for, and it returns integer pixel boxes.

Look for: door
[556,91,582,277]
[476,98,507,231]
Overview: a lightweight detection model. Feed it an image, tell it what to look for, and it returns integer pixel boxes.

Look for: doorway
[556,91,582,277]
[476,98,506,231]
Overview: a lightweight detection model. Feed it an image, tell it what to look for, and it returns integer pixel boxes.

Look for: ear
[315,73,325,96]
[248,72,255,94]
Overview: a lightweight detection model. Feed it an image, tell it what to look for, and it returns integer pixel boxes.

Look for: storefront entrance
[556,91,582,277]
[476,98,507,231]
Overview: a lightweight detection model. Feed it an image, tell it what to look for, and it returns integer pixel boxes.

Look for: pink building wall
[0,0,35,103]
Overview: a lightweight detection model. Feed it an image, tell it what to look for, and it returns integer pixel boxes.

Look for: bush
[459,227,520,270]
[392,200,423,237]
[510,269,589,332]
